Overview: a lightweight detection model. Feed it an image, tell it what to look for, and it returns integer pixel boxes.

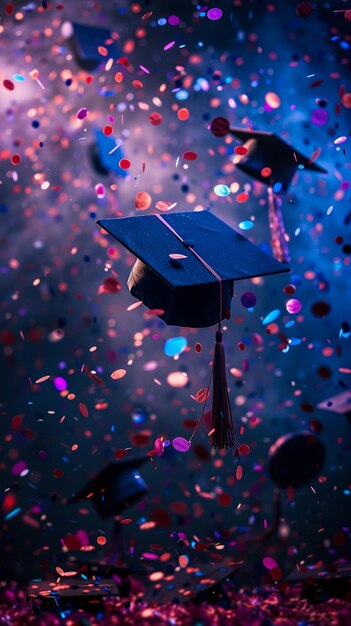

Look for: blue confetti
[214,184,230,197]
[238,220,254,230]
[262,309,280,325]
[5,507,21,520]
[164,336,187,357]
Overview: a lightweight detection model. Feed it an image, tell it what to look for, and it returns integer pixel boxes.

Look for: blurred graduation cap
[268,431,326,489]
[90,130,127,178]
[228,128,326,193]
[317,391,351,424]
[210,118,327,264]
[287,561,351,603]
[70,457,149,518]
[28,578,120,613]
[62,22,119,71]
[97,211,288,450]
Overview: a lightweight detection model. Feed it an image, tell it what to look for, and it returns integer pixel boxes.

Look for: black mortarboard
[317,391,351,422]
[90,130,127,177]
[70,458,148,519]
[229,127,327,193]
[268,431,326,489]
[66,22,119,71]
[97,210,289,328]
[287,561,351,603]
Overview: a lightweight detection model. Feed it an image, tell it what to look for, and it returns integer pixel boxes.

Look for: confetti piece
[164,336,187,356]
[35,375,50,384]
[172,437,191,452]
[127,301,143,311]
[214,184,230,197]
[163,41,176,51]
[111,369,127,380]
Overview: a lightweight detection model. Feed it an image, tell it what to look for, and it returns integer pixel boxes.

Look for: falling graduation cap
[317,390,351,425]
[90,130,127,178]
[97,210,288,449]
[210,118,327,264]
[268,431,326,489]
[62,22,119,71]
[70,457,149,518]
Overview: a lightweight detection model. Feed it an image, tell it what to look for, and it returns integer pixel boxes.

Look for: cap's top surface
[70,22,119,69]
[71,458,148,517]
[92,130,127,177]
[229,127,327,191]
[268,431,326,489]
[97,211,289,288]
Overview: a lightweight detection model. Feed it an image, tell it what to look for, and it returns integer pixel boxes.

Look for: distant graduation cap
[287,560,351,603]
[97,211,288,450]
[268,431,326,489]
[210,118,327,264]
[62,22,119,71]
[317,391,351,423]
[90,130,127,177]
[228,127,327,193]
[70,458,148,519]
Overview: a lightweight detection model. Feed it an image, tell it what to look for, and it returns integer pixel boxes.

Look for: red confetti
[103,125,113,136]
[183,151,198,160]
[195,388,210,403]
[234,146,248,156]
[114,449,127,460]
[132,80,143,88]
[238,443,250,456]
[3,79,15,91]
[149,112,163,125]
[79,402,89,417]
[119,158,131,169]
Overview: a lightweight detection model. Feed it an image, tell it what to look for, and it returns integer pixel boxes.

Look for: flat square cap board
[70,457,149,519]
[97,211,289,328]
[90,130,127,177]
[65,22,119,71]
[229,127,327,192]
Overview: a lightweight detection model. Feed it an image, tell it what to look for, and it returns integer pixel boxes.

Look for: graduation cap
[90,130,127,178]
[287,561,351,603]
[228,127,326,193]
[317,391,351,423]
[28,578,120,613]
[97,211,288,450]
[210,119,327,264]
[268,431,326,489]
[70,458,149,519]
[63,22,119,71]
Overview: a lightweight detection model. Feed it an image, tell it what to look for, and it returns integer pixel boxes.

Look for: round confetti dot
[76,107,88,120]
[311,109,328,126]
[178,554,189,568]
[238,443,250,456]
[3,79,15,91]
[234,146,248,156]
[103,125,113,136]
[177,108,189,121]
[53,469,64,478]
[310,301,331,317]
[341,93,351,108]
[286,298,302,314]
[261,167,272,178]
[207,7,223,20]
[195,343,202,353]
[11,154,21,165]
[164,336,187,357]
[115,449,127,459]
[135,191,152,210]
[214,184,230,197]
[133,80,143,88]
[149,112,163,125]
[210,116,230,137]
[240,292,257,308]
[265,92,281,109]
[218,493,232,506]
[263,556,277,570]
[95,183,106,199]
[172,437,191,452]
[296,1,313,17]
[111,369,126,380]
[167,371,189,387]
[238,220,254,230]
[97,535,106,545]
[236,192,249,203]
[119,158,131,169]
[183,151,198,160]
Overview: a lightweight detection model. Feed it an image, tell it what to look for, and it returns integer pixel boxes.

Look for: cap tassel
[268,187,290,265]
[209,330,235,449]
